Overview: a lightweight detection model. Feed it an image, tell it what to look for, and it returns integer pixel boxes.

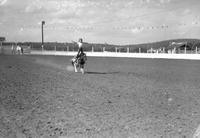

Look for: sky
[0,0,200,44]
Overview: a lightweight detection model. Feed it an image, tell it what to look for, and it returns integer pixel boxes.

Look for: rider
[76,38,84,59]
[73,38,87,74]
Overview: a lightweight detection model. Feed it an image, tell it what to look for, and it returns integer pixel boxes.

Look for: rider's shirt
[78,42,83,48]
[77,42,83,55]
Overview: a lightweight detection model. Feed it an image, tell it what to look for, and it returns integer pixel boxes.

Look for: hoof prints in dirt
[36,121,64,137]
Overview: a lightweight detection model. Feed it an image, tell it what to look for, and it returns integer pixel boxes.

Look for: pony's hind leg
[80,68,84,74]
[80,64,85,74]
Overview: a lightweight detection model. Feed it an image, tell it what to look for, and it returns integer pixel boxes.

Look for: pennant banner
[18,21,200,31]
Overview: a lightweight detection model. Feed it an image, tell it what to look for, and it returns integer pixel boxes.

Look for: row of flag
[19,22,200,31]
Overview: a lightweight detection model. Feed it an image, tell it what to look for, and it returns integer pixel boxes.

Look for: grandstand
[0,37,6,54]
[0,37,5,46]
[0,37,5,42]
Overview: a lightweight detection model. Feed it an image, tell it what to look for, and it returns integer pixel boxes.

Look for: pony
[71,52,87,74]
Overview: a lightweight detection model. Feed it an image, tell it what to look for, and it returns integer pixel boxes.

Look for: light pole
[41,21,45,51]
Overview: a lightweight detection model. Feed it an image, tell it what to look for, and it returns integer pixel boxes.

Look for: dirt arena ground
[1,55,200,138]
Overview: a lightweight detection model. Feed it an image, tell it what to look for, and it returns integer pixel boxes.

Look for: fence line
[29,50,200,60]
[1,44,200,60]
[30,45,200,54]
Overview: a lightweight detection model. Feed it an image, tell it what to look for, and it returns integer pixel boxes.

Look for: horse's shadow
[85,71,142,77]
[85,71,119,75]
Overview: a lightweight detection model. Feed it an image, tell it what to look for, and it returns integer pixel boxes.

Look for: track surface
[0,55,200,138]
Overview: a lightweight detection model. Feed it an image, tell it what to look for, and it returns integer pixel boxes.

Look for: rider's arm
[72,41,80,57]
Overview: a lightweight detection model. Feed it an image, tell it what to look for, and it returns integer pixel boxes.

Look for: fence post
[139,48,141,53]
[0,42,2,54]
[127,47,129,53]
[92,46,94,52]
[184,46,186,54]
[196,47,197,54]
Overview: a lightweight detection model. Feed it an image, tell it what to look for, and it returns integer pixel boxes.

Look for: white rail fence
[1,44,200,60]
[30,50,200,60]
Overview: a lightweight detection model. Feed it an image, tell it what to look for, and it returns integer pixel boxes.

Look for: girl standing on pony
[72,38,87,74]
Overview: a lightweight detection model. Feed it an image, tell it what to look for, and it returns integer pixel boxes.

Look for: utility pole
[41,21,45,51]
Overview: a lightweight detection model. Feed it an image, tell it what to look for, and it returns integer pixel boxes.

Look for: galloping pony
[71,52,87,74]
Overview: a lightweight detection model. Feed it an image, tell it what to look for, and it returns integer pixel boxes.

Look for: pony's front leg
[74,64,78,72]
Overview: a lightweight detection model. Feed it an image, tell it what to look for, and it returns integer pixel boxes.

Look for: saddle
[77,52,87,64]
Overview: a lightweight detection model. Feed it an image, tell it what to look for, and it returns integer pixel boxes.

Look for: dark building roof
[0,37,6,42]
[168,42,188,49]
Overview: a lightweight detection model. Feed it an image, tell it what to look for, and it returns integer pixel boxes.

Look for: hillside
[125,39,200,50]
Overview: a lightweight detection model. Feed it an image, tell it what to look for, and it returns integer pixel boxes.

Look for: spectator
[11,45,15,54]
[16,45,21,55]
[21,46,23,54]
